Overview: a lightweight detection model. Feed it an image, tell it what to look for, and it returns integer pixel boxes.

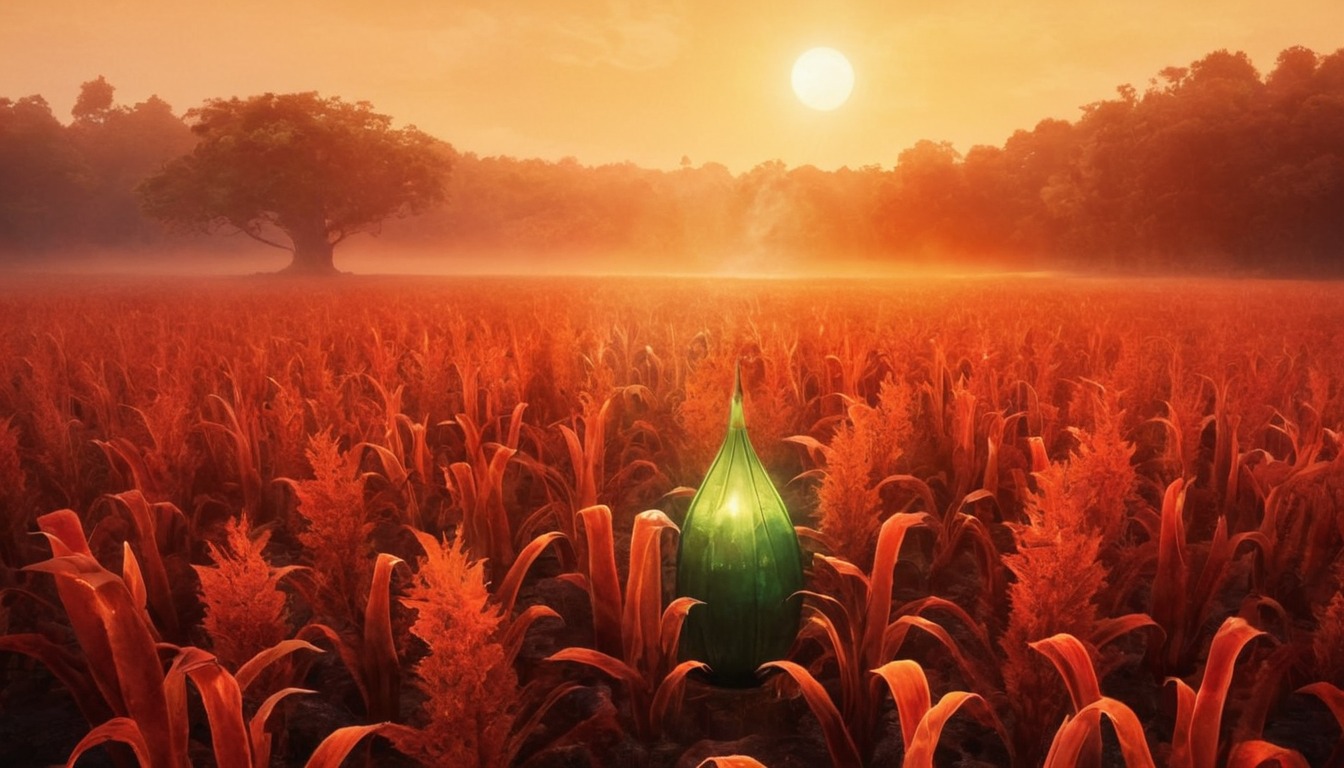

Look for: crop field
[1,273,1343,767]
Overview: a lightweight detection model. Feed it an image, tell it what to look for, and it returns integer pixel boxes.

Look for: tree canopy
[0,78,191,252]
[138,92,450,273]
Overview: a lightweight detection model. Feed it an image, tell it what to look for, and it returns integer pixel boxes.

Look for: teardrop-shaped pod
[675,365,804,686]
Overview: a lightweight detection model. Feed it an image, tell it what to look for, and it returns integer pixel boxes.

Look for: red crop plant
[2,274,1343,767]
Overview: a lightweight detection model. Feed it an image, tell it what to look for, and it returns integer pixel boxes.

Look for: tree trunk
[283,225,338,274]
[284,240,336,274]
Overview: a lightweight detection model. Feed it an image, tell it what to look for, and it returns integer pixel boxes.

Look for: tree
[0,95,82,251]
[881,139,965,258]
[139,92,449,274]
[71,75,115,123]
[66,78,194,245]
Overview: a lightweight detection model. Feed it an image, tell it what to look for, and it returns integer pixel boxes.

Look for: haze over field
[1,3,1342,275]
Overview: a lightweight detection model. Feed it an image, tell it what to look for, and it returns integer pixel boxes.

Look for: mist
[6,44,1344,280]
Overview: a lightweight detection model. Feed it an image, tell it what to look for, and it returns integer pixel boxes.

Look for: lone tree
[140,92,448,274]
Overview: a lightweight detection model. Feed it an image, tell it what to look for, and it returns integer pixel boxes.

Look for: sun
[791,47,854,111]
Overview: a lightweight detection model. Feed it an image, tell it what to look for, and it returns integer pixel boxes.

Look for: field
[1,273,1343,768]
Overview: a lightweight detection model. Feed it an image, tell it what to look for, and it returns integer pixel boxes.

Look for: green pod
[676,365,804,687]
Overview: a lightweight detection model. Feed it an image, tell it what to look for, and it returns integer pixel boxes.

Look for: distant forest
[2,46,1342,273]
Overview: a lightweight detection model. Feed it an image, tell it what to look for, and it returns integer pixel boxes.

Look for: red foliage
[3,275,1344,767]
[288,433,371,627]
[397,535,518,767]
[194,516,294,672]
[1000,462,1109,764]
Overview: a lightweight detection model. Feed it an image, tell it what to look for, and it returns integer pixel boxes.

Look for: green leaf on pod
[676,364,804,687]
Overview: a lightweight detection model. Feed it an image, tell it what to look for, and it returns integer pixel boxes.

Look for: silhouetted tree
[139,92,449,274]
[0,96,81,251]
[1000,118,1076,256]
[67,79,194,245]
[71,76,115,123]
[882,140,964,258]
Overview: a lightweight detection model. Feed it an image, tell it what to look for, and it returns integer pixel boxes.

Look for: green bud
[676,363,804,686]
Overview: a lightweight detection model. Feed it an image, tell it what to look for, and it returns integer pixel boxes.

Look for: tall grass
[1,275,1342,766]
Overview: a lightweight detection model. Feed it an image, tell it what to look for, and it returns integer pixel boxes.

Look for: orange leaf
[758,660,861,768]
[496,530,573,615]
[1188,617,1267,768]
[483,444,518,566]
[302,722,413,768]
[1226,740,1310,768]
[896,591,983,626]
[794,525,833,554]
[658,596,701,670]
[696,757,769,768]
[298,623,369,715]
[503,604,563,666]
[1031,633,1103,767]
[860,513,927,670]
[1153,478,1189,669]
[234,638,322,696]
[1091,613,1162,652]
[168,647,251,768]
[547,647,646,696]
[801,609,857,720]
[577,505,624,658]
[623,510,678,679]
[121,542,149,616]
[882,615,985,696]
[95,436,156,498]
[1190,520,1270,643]
[63,716,154,768]
[818,554,871,585]
[250,687,314,768]
[502,401,528,451]
[1027,436,1049,473]
[798,589,856,650]
[874,474,939,519]
[869,659,931,752]
[508,680,583,762]
[1168,677,1197,767]
[362,553,404,722]
[37,509,93,557]
[1030,633,1101,712]
[903,691,993,768]
[1298,681,1344,730]
[105,490,180,639]
[1043,697,1155,768]
[662,485,698,501]
[896,596,995,662]
[26,553,178,768]
[783,434,828,466]
[649,660,708,739]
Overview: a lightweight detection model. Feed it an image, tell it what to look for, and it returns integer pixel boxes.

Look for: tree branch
[229,220,294,252]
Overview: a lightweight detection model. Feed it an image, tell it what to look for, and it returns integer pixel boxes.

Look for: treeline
[0,77,194,250]
[395,46,1344,273]
[3,46,1343,272]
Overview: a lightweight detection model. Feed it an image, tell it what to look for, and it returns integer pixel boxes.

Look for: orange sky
[4,1,1342,171]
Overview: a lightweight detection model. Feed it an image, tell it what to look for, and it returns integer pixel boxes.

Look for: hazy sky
[4,1,1341,171]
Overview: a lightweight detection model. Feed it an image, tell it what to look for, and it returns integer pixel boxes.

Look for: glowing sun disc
[791,47,854,111]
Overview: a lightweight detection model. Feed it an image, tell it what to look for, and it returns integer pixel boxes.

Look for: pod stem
[729,360,746,430]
